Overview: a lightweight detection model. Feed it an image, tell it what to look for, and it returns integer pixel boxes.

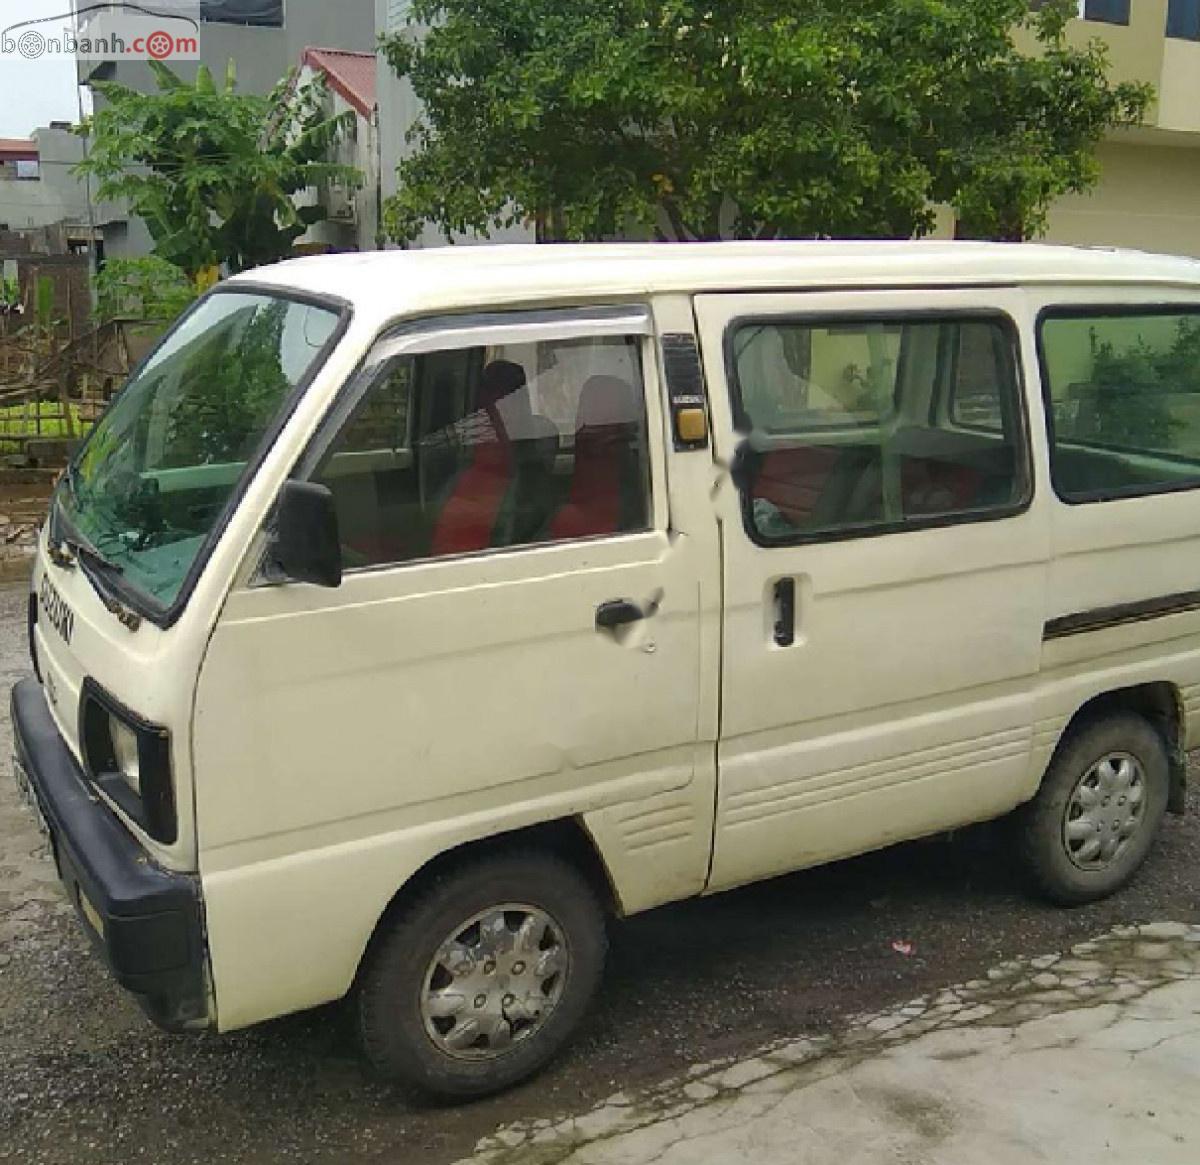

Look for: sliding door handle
[773,578,796,647]
[596,599,645,630]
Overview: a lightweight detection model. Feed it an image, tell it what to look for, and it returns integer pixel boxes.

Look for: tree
[77,61,361,279]
[942,2,1153,240]
[1078,318,1200,450]
[94,256,197,323]
[163,299,292,466]
[380,0,1150,244]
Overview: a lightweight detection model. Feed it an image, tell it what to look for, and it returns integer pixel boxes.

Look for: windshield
[58,290,342,612]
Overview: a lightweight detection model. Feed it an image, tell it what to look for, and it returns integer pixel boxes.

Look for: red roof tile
[0,138,38,161]
[301,48,377,119]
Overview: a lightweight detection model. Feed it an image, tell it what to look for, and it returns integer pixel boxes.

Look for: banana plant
[77,59,363,278]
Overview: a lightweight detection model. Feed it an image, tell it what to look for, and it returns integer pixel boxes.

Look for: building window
[200,1,283,27]
[1078,0,1131,24]
[15,160,40,181]
[1167,0,1200,39]
[1040,308,1200,502]
[1032,1,1130,21]
[728,315,1028,544]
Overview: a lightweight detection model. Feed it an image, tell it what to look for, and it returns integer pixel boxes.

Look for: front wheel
[1017,712,1169,906]
[357,850,607,1099]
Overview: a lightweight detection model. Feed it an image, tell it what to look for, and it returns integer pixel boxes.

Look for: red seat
[754,447,841,525]
[429,362,524,557]
[550,376,639,540]
[900,457,984,516]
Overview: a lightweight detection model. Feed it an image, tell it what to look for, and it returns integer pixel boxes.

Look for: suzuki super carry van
[12,241,1198,1097]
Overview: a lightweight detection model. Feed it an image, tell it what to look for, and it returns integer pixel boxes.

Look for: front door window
[313,332,653,570]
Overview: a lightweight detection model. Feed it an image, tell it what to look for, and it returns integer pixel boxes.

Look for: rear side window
[313,334,651,569]
[730,315,1028,544]
[1040,307,1200,501]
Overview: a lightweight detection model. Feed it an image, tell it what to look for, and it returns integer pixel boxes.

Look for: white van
[13,242,1199,1097]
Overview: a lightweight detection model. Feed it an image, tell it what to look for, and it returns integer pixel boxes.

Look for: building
[293,48,381,254]
[1006,0,1200,256]
[78,1,376,105]
[78,0,378,260]
[0,127,91,241]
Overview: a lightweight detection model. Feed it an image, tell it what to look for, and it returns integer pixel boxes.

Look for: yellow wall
[1158,38,1200,132]
[928,139,1200,258]
[1014,1,1167,120]
[1040,140,1200,257]
[951,6,1200,257]
[1064,0,1167,94]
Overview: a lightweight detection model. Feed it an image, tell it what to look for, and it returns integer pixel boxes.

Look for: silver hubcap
[1063,751,1146,870]
[421,904,568,1060]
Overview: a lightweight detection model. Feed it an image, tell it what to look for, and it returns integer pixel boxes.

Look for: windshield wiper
[56,536,142,632]
[61,536,123,578]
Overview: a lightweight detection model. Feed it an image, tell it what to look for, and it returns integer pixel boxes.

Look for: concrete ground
[465,923,1200,1165]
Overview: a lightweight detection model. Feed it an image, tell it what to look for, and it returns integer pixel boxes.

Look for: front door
[192,306,712,1029]
[696,288,1050,891]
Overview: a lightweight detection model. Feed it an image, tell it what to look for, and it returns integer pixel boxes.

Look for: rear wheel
[357,850,607,1099]
[1018,712,1169,905]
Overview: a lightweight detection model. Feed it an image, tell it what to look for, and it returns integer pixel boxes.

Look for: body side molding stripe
[1044,590,1200,640]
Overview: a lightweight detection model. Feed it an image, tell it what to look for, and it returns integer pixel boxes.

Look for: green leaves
[381,0,1150,244]
[94,257,196,323]
[76,63,364,277]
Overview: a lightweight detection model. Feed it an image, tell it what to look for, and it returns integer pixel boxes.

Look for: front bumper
[10,678,210,1031]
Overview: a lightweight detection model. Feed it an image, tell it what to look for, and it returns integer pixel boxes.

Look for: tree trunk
[954,215,1025,243]
[659,198,692,242]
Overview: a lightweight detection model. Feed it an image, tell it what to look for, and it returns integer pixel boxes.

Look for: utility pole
[70,0,100,284]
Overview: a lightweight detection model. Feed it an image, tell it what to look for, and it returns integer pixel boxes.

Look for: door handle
[773,578,796,647]
[595,599,645,630]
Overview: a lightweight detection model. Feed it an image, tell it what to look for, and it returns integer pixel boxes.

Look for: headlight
[80,680,176,844]
[109,717,141,793]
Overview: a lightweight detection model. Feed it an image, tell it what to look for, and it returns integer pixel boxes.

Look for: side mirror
[272,481,342,588]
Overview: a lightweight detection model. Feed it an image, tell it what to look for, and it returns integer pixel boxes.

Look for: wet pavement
[463,922,1200,1164]
[2,579,1200,1163]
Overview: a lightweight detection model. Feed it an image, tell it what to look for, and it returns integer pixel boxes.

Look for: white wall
[0,128,88,232]
[374,0,533,248]
[294,64,380,252]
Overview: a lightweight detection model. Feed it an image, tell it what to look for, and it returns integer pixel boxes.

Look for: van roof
[230,240,1200,323]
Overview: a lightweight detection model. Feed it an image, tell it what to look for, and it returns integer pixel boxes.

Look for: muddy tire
[1018,712,1169,906]
[357,850,606,1099]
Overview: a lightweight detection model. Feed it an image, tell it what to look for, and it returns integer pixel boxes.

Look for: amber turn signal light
[675,407,708,444]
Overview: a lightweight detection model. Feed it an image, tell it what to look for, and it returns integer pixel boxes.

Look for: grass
[0,402,91,454]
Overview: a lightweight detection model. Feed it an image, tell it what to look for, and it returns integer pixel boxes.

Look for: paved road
[467,923,1200,1165]
[2,579,1200,1163]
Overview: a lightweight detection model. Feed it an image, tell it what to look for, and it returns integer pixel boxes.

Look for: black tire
[357,850,607,1099]
[1017,712,1169,906]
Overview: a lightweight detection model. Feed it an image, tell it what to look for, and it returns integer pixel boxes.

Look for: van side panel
[1027,619,1200,795]
[696,288,1052,892]
[196,544,707,1030]
[198,750,701,1031]
[1027,286,1200,787]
